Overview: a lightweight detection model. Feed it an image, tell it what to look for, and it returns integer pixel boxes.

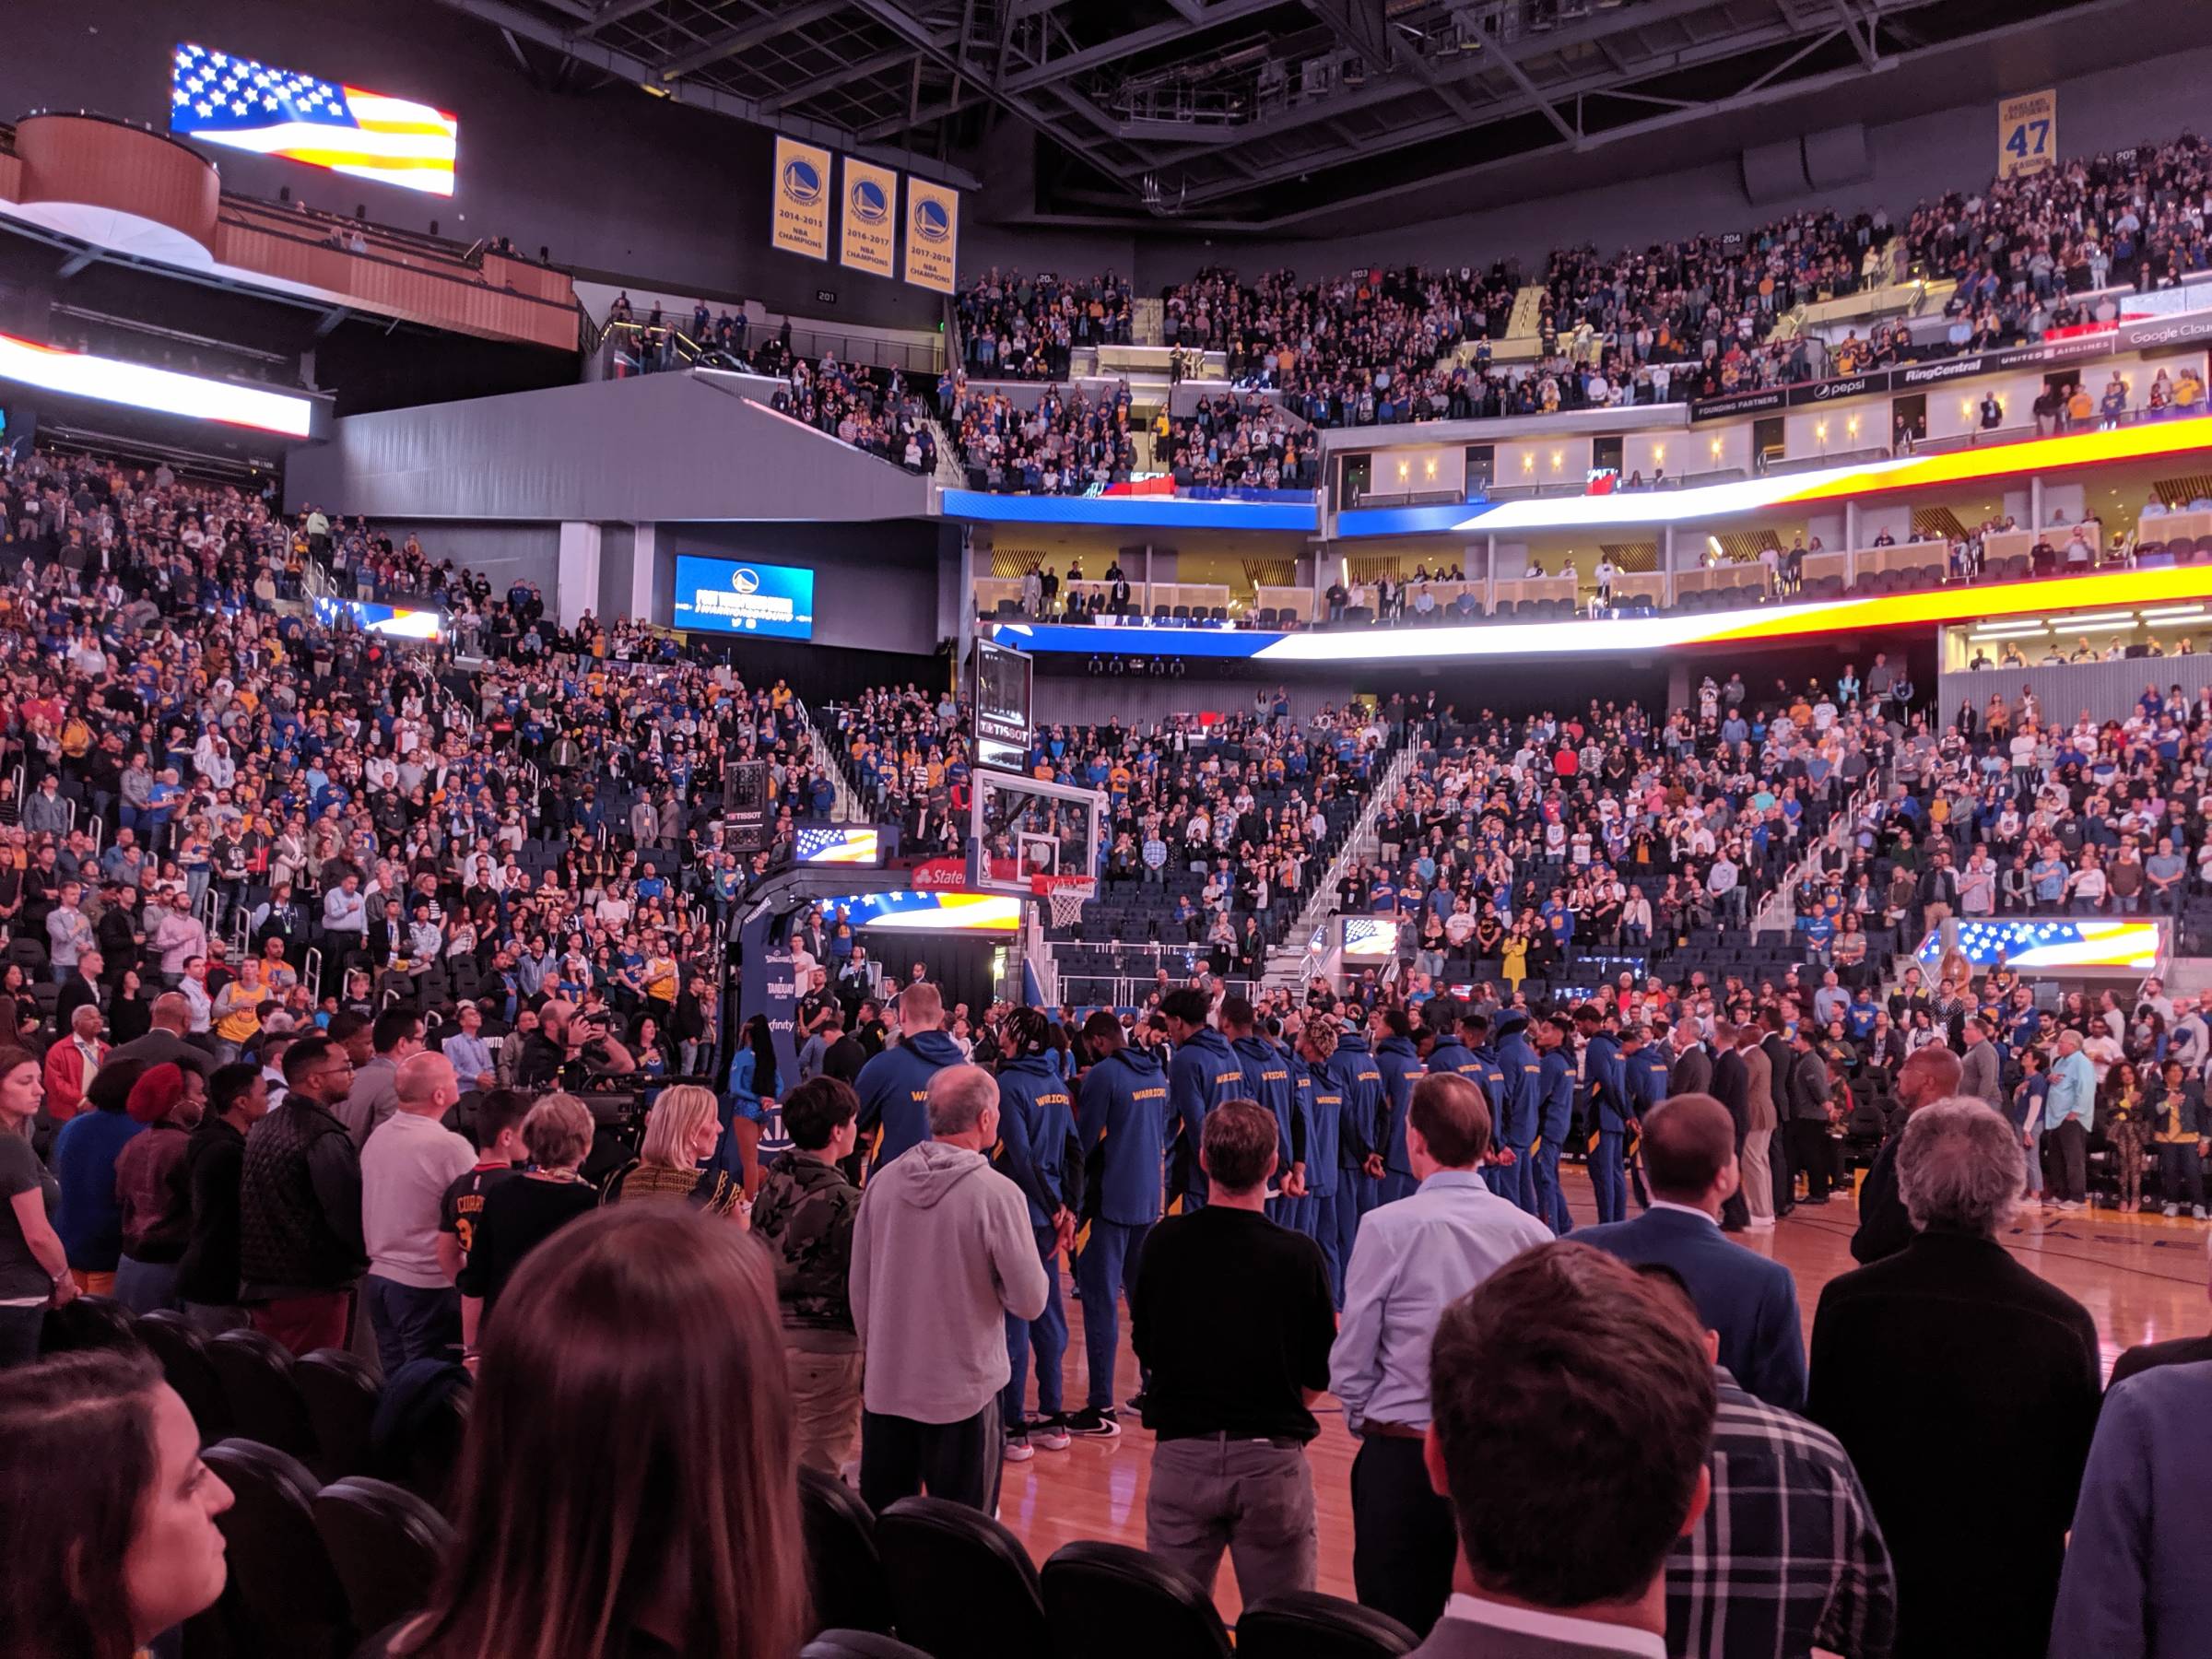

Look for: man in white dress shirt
[1407,1241,1716,1658]
[1330,1072,1553,1636]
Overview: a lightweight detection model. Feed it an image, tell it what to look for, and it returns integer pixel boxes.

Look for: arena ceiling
[439,0,2164,227]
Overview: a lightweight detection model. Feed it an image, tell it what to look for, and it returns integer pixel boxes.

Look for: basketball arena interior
[2,1,2210,1655]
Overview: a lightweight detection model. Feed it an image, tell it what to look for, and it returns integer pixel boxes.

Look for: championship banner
[841,158,900,277]
[903,177,959,294]
[1998,88,2056,181]
[771,136,831,260]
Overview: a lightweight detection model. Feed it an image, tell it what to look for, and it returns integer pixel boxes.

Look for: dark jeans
[1788,1119,1833,1201]
[860,1401,1002,1514]
[1076,1218,1149,1410]
[2159,1143,2206,1208]
[0,1302,43,1370]
[2046,1119,2088,1202]
[363,1276,461,1376]
[1351,1431,1455,1637]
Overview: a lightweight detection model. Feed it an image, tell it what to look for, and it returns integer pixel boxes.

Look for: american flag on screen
[169,42,458,198]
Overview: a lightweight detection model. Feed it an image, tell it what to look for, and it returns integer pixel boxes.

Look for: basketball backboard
[967,766,1104,897]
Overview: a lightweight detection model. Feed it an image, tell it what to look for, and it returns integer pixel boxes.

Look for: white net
[1042,879,1096,927]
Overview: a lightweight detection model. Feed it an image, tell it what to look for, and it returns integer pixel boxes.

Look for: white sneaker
[1032,1418,1072,1453]
[1748,1216,1776,1230]
[2165,1204,2181,1218]
[2194,1206,2208,1220]
[1003,1434,1034,1464]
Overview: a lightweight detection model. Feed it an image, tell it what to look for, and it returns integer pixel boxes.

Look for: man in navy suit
[1576,1092,1807,1412]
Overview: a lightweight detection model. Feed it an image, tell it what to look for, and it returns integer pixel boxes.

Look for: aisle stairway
[1505,282,1547,342]
[1134,297,1165,347]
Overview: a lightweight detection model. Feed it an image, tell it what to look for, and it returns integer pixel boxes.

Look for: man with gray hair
[1808,1099,2100,1659]
[850,1063,1050,1513]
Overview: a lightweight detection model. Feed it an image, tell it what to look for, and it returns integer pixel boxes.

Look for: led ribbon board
[171,43,458,197]
[1915,917,2163,974]
[0,333,316,438]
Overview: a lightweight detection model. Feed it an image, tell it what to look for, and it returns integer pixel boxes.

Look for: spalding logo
[732,567,762,594]
[913,197,952,243]
[850,178,889,225]
[781,159,824,205]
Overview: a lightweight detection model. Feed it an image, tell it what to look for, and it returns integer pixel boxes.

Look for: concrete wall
[371,518,559,595]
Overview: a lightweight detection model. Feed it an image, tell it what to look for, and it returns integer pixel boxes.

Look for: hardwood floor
[996,1166,2211,1618]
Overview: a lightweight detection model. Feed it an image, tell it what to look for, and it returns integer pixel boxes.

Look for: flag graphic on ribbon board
[170,42,457,197]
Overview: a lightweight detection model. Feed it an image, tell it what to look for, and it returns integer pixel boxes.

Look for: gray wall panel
[1943,654,2212,730]
[370,520,559,595]
[284,373,931,524]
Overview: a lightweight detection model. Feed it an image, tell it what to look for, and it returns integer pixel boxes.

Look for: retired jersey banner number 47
[1998,88,2056,181]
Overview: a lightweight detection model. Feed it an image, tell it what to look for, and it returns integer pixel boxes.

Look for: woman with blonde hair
[612,1085,745,1218]
[377,1206,809,1659]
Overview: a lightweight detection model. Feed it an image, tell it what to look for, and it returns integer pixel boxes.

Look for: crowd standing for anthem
[14,76,2212,1659]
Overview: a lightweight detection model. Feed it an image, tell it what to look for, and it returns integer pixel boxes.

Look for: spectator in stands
[0,1348,235,1658]
[52,1050,150,1297]
[173,1062,269,1335]
[236,1033,364,1356]
[612,1083,744,1216]
[1578,1094,1806,1412]
[1808,1099,2100,1659]
[109,1063,202,1316]
[851,1064,1048,1512]
[377,1206,809,1659]
[749,1075,864,1474]
[1848,1044,1963,1265]
[1331,1072,1552,1635]
[1412,1241,1716,1659]
[360,1052,474,1373]
[341,1006,425,1148]
[456,1092,598,1366]
[0,1048,70,1366]
[1132,1097,1335,1606]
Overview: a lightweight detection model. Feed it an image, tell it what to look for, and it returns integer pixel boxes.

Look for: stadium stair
[1263,743,1419,991]
[1134,297,1165,348]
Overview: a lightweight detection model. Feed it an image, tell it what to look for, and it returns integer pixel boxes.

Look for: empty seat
[1238,1592,1419,1658]
[1171,605,1192,620]
[208,1328,319,1461]
[877,1496,1048,1659]
[297,1348,382,1478]
[370,1358,472,1514]
[140,1310,232,1443]
[799,1465,895,1636]
[1042,1540,1231,1659]
[203,1439,356,1659]
[312,1476,453,1639]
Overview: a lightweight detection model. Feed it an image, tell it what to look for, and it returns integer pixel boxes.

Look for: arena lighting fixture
[2054,610,2137,628]
[1968,622,2052,639]
[2143,605,2209,621]
[0,332,315,438]
[2141,613,2207,628]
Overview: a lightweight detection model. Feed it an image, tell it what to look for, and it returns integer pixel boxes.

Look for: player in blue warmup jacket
[1533,1012,1578,1234]
[1372,1006,1426,1205]
[1327,1020,1386,1233]
[993,1010,1079,1446]
[1577,1004,1631,1224]
[1068,1012,1169,1438]
[1621,1024,1671,1212]
[853,984,969,1171]
[1226,997,1306,1223]
[1161,987,1245,1209]
[1492,1010,1545,1218]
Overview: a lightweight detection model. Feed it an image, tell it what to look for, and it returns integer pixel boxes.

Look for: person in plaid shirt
[1647,1265,1897,1659]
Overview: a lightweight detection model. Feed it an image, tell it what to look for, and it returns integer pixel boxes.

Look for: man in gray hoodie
[851,1063,1051,1513]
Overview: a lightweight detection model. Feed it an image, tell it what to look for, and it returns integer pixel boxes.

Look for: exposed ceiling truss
[431,0,2135,223]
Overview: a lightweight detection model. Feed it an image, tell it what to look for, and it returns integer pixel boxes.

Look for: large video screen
[171,42,458,198]
[673,555,816,640]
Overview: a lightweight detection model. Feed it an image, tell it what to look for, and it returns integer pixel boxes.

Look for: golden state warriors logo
[732,567,761,594]
[913,196,952,243]
[781,156,824,206]
[849,177,889,226]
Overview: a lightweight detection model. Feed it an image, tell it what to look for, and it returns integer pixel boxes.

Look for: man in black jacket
[1784,1024,1836,1204]
[1809,1100,2100,1659]
[175,1062,272,1333]
[1759,1009,1796,1218]
[1708,1019,1751,1232]
[1849,1045,1963,1265]
[238,1034,366,1356]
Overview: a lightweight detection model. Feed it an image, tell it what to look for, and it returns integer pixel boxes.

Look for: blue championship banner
[841,157,899,278]
[903,176,959,294]
[771,136,831,260]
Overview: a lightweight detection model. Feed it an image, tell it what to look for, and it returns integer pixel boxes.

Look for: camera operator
[514,998,638,1093]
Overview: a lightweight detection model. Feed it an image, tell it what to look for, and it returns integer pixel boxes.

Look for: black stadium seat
[1238,1592,1419,1658]
[877,1496,1048,1659]
[1042,1540,1232,1659]
[312,1475,454,1639]
[297,1347,382,1479]
[140,1310,232,1443]
[208,1327,320,1463]
[801,1635,935,1659]
[203,1439,356,1659]
[799,1464,896,1635]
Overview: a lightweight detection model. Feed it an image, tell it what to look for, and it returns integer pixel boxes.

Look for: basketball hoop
[1031,873,1097,928]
